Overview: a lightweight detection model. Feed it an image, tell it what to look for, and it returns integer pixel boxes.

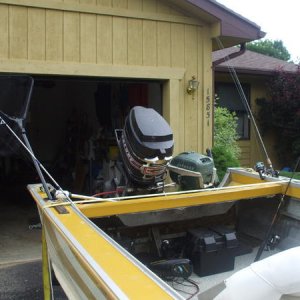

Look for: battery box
[186,227,238,276]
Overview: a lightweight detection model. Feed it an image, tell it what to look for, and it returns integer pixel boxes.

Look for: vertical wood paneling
[28,8,46,60]
[0,4,9,58]
[97,0,112,6]
[113,17,127,64]
[96,15,113,64]
[128,19,142,65]
[80,14,97,63]
[142,0,156,12]
[197,27,203,152]
[157,2,171,14]
[171,23,185,151]
[142,20,156,66]
[64,0,79,3]
[163,79,180,154]
[128,0,142,10]
[157,22,170,67]
[178,79,186,153]
[238,140,251,166]
[201,27,213,151]
[184,24,198,151]
[170,7,182,16]
[184,25,198,77]
[0,1,215,161]
[80,0,96,4]
[9,6,28,59]
[46,10,63,61]
[171,23,184,68]
[63,12,80,62]
[113,0,127,8]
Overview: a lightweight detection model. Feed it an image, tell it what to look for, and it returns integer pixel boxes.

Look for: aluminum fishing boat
[27,168,300,299]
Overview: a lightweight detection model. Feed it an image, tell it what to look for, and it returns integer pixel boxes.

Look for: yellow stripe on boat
[29,186,182,300]
[78,181,284,218]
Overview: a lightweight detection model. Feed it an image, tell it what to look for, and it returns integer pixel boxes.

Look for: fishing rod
[214,38,274,171]
[254,156,300,261]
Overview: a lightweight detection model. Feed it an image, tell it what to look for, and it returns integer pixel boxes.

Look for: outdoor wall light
[187,76,199,95]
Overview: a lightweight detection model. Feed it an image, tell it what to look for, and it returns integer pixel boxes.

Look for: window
[215,82,250,140]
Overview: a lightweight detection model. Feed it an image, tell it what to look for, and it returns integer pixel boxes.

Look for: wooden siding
[0,0,214,154]
[237,140,251,167]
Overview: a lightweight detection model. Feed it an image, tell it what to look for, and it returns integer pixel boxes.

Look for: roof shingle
[213,47,299,74]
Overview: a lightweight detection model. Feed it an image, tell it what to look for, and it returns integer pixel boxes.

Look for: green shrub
[212,145,240,180]
[212,107,241,180]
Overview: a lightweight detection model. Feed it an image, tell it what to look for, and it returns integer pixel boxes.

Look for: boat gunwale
[28,185,185,300]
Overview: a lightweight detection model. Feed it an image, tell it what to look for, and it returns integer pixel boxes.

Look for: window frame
[215,82,251,140]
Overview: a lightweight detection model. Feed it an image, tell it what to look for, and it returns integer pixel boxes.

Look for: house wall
[0,0,215,155]
[215,73,278,168]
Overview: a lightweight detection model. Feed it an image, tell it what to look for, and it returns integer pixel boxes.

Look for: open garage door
[1,75,163,201]
[0,74,163,265]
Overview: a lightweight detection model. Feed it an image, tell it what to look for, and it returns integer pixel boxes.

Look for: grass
[279,171,300,180]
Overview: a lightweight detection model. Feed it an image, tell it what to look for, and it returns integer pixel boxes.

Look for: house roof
[213,47,299,75]
[168,0,265,48]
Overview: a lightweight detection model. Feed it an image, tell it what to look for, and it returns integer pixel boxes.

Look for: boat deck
[170,246,279,299]
[27,168,300,299]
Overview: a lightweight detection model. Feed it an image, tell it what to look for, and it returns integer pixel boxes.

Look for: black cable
[254,156,300,261]
[171,277,200,299]
[185,278,200,300]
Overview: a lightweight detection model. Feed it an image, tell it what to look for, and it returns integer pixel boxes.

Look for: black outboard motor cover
[118,106,174,187]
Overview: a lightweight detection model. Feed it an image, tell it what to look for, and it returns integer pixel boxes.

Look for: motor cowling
[117,106,174,187]
[169,151,218,190]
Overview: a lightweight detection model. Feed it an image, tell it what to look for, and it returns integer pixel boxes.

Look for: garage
[0,74,164,269]
[0,2,265,295]
[0,1,212,266]
[2,75,163,193]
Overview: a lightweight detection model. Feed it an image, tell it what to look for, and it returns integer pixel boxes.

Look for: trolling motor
[168,151,218,190]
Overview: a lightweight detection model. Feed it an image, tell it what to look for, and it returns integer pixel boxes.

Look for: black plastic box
[186,227,238,276]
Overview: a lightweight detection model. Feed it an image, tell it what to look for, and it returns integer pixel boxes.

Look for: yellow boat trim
[26,184,182,300]
[45,206,178,299]
[78,181,284,218]
[43,215,115,300]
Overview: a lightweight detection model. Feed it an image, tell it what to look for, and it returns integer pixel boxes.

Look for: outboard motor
[168,151,218,190]
[116,106,174,190]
